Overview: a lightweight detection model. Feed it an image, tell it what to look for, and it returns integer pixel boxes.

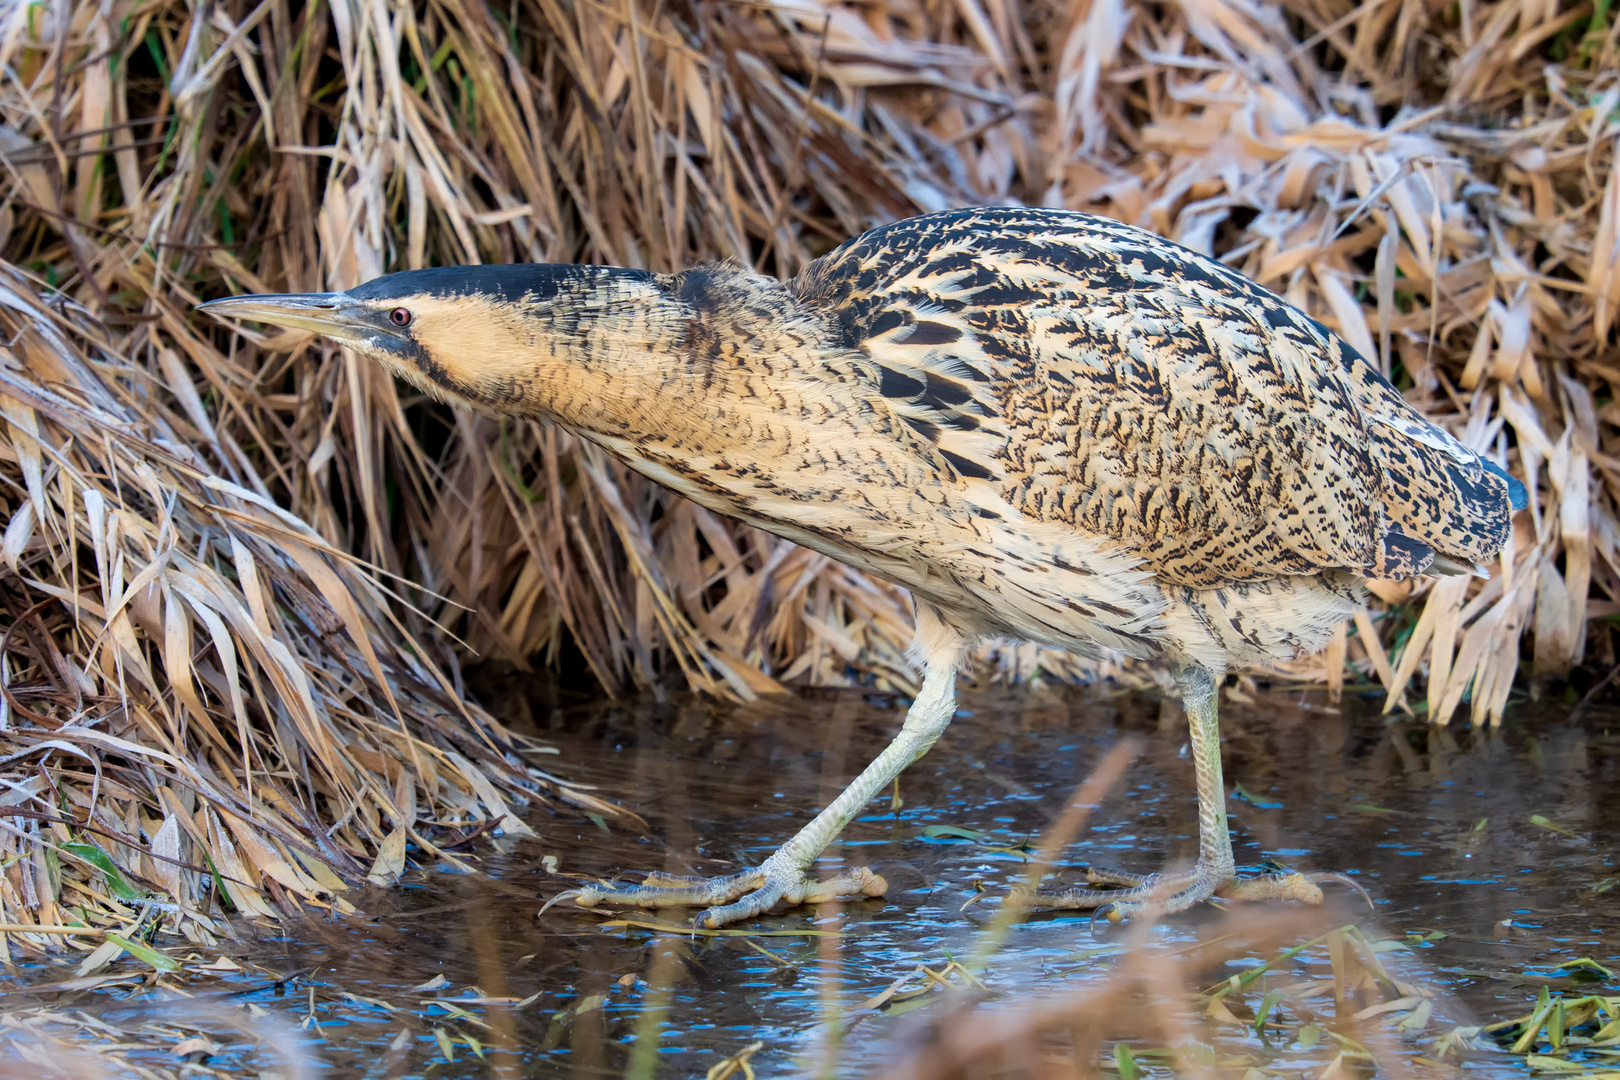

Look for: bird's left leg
[558,626,965,929]
[1027,663,1336,919]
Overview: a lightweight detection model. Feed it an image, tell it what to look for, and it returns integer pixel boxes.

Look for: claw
[539,888,585,917]
[1091,902,1126,931]
[1304,870,1375,912]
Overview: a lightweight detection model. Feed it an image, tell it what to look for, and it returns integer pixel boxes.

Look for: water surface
[4,682,1617,1077]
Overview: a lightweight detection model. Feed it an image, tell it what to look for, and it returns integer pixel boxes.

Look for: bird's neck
[473,264,838,440]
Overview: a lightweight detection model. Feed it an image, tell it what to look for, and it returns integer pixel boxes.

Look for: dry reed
[1,0,1617,926]
[878,911,1427,1080]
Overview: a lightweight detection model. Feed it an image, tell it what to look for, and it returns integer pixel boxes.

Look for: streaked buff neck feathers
[388,264,839,440]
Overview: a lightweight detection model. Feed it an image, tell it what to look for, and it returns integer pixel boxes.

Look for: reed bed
[0,0,1617,925]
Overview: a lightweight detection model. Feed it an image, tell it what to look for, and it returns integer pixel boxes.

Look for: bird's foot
[1018,862,1367,923]
[546,859,888,929]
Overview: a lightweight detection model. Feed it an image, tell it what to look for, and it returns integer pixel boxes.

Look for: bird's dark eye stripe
[390,307,412,327]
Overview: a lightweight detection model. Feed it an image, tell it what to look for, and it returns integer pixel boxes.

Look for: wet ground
[4,682,1619,1077]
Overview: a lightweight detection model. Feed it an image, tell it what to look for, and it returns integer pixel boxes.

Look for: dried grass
[1,0,1618,921]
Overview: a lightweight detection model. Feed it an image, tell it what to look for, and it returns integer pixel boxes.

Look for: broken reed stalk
[0,0,1617,925]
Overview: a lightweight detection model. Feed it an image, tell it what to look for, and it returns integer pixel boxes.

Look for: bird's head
[199,264,687,417]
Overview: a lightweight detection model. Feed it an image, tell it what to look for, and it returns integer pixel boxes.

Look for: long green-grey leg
[1182,662,1235,883]
[1029,664,1340,917]
[562,657,962,928]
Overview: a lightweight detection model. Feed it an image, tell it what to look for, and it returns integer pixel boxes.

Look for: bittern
[202,207,1524,927]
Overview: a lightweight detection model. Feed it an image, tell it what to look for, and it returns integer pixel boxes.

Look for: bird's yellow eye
[389,307,412,327]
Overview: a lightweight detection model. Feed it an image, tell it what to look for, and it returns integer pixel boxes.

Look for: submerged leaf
[1530,816,1582,840]
[1553,958,1616,980]
[1524,1054,1588,1072]
[1232,783,1283,808]
[104,934,180,973]
[61,843,143,903]
[922,825,995,843]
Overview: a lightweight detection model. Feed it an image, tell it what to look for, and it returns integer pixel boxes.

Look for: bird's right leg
[555,645,963,929]
[1024,663,1338,919]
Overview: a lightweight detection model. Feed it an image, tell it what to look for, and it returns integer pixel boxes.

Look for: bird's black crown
[346,263,654,304]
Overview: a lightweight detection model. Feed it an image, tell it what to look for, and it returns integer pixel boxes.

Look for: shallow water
[5,683,1619,1076]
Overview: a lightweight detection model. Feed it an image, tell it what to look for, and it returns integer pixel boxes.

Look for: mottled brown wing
[796,207,1521,588]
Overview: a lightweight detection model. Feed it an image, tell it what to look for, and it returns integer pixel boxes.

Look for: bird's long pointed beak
[197,292,368,343]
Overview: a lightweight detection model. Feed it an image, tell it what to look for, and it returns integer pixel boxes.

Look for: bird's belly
[588,428,1358,671]
[587,429,933,580]
[1158,573,1365,671]
[608,433,1174,658]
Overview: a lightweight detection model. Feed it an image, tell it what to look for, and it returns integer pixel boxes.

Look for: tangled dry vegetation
[0,0,1617,926]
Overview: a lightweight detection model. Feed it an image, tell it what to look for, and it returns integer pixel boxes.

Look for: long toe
[1092,867,1357,924]
[1081,865,1156,889]
[790,866,889,905]
[556,864,889,927]
[1122,866,1226,919]
[570,867,767,911]
[695,866,888,928]
[1217,869,1374,909]
[695,876,791,928]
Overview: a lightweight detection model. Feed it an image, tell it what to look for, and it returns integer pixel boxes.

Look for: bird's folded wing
[798,206,1518,588]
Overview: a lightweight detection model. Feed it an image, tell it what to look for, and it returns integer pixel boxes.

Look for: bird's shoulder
[795,207,1498,586]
